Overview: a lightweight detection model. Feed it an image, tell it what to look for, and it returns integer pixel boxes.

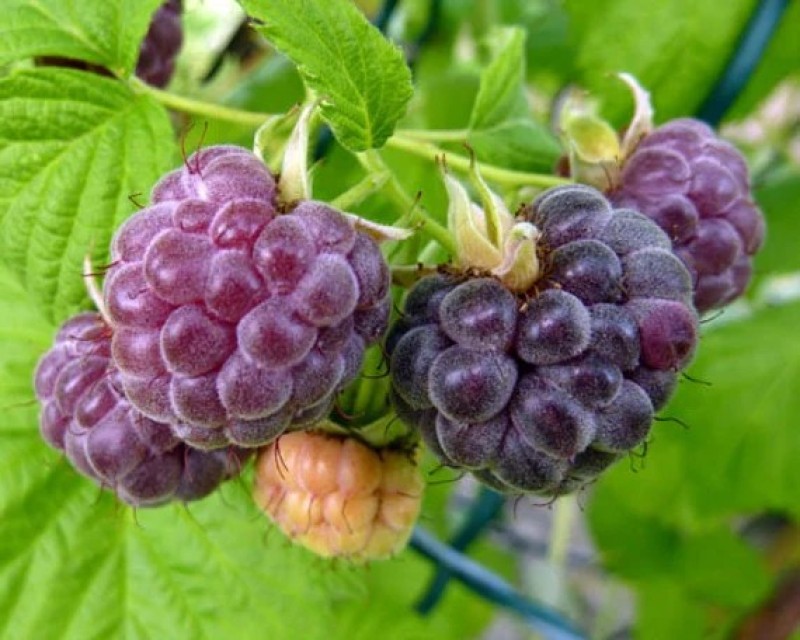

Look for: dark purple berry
[390,325,451,410]
[438,278,518,351]
[530,184,612,247]
[427,346,517,423]
[516,290,591,365]
[547,240,622,304]
[390,184,699,495]
[593,381,654,452]
[509,375,596,458]
[435,413,506,470]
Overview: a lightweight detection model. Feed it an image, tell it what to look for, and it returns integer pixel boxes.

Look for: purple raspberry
[33,313,250,507]
[104,145,390,449]
[389,185,699,496]
[610,118,765,313]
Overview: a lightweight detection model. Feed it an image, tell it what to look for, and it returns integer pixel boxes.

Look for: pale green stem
[357,150,457,256]
[330,171,390,211]
[418,239,445,263]
[548,494,577,569]
[351,346,384,422]
[130,77,274,128]
[387,134,572,189]
[358,149,415,210]
[395,128,469,143]
[406,209,456,257]
[390,263,439,288]
[367,378,392,429]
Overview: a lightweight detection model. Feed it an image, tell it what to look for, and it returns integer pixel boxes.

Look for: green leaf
[565,0,757,121]
[0,267,494,640]
[636,581,707,640]
[588,478,683,581]
[591,299,800,525]
[588,300,799,635]
[670,300,800,519]
[469,28,529,131]
[752,169,800,278]
[468,27,561,171]
[240,0,414,152]
[498,1,576,85]
[1,0,164,75]
[677,531,770,608]
[0,68,175,323]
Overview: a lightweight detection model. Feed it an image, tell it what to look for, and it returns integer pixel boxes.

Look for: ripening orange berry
[253,430,424,562]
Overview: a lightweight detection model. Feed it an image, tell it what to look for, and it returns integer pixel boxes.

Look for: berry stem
[403,209,455,258]
[395,128,469,142]
[390,264,439,288]
[357,150,457,256]
[330,170,391,211]
[351,347,387,424]
[387,134,572,189]
[82,255,111,325]
[130,78,274,128]
[548,494,577,569]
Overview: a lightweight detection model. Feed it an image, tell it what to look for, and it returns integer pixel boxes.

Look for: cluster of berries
[32,99,764,555]
[388,117,764,497]
[34,145,394,517]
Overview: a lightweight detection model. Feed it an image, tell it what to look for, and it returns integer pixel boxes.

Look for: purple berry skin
[104,146,391,449]
[389,185,698,495]
[611,118,765,313]
[33,313,250,507]
[135,0,183,88]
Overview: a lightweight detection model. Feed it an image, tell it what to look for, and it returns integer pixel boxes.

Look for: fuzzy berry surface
[135,0,183,88]
[104,145,390,450]
[389,184,697,496]
[609,118,765,313]
[253,430,423,562]
[34,312,250,507]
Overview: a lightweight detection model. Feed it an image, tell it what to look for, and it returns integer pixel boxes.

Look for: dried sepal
[559,90,621,191]
[618,72,654,159]
[443,167,502,270]
[492,222,541,292]
[342,213,413,243]
[278,102,316,204]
